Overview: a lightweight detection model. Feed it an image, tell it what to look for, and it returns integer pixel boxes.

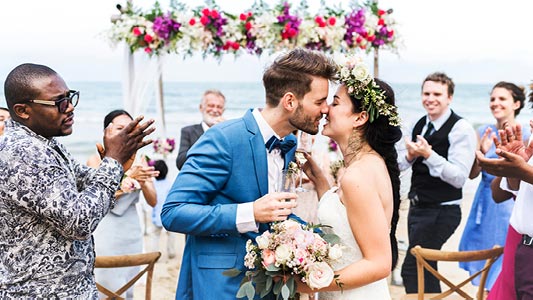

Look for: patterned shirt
[0,119,123,299]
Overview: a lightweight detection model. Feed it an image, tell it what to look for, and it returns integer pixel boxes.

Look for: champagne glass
[276,170,296,202]
[295,131,313,192]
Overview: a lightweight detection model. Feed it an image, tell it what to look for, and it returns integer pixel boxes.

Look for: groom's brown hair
[263,48,337,107]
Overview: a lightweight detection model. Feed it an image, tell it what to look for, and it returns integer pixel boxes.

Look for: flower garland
[107,0,398,58]
[337,55,401,126]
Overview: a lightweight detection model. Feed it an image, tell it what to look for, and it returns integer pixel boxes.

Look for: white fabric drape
[121,48,167,134]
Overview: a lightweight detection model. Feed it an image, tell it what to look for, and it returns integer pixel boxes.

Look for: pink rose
[262,249,276,267]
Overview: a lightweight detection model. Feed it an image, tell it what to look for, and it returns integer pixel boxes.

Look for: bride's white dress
[317,188,391,300]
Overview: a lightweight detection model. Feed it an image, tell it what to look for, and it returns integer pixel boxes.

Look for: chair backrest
[94,251,161,300]
[411,245,503,300]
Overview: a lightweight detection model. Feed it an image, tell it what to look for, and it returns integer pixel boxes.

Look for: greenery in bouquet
[225,219,343,300]
[297,3,345,54]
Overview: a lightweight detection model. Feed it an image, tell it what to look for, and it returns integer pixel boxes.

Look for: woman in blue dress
[459,81,528,290]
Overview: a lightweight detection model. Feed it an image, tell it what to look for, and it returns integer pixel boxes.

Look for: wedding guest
[476,120,533,300]
[176,89,226,170]
[0,107,10,135]
[459,82,528,290]
[398,72,477,293]
[87,109,158,299]
[0,63,154,298]
[148,159,180,259]
[297,67,402,298]
[487,176,521,300]
[161,48,337,300]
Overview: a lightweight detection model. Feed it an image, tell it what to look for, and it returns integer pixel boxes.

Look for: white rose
[306,262,335,289]
[351,64,369,82]
[328,244,343,260]
[275,244,292,263]
[256,233,270,250]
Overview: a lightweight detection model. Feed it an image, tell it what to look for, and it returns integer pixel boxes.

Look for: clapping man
[398,72,477,293]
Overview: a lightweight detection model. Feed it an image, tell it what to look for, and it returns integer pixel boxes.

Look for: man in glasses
[0,63,155,298]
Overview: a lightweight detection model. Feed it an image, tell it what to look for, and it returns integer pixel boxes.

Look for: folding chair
[401,245,504,300]
[94,251,161,300]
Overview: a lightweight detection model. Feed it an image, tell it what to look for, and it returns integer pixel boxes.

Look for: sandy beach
[133,175,482,300]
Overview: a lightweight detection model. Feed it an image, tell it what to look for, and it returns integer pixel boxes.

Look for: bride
[297,57,402,299]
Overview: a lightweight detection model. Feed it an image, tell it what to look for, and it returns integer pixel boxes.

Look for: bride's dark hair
[348,78,402,270]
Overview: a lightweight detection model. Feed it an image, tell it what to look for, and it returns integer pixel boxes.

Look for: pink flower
[328,16,336,26]
[144,47,152,54]
[200,15,209,26]
[144,34,153,43]
[132,27,142,36]
[189,18,196,26]
[261,249,276,267]
[210,9,219,19]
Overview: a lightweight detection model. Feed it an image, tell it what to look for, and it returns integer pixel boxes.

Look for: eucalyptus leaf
[222,268,242,277]
[236,281,255,300]
[321,233,340,245]
[273,279,283,295]
[281,284,290,300]
[266,275,273,291]
[266,264,280,272]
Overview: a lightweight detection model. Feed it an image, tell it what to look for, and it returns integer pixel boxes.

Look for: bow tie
[265,136,296,156]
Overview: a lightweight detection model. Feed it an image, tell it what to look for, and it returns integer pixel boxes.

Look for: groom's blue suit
[161,109,297,300]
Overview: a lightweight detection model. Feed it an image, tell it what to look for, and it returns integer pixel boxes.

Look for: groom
[161,48,337,300]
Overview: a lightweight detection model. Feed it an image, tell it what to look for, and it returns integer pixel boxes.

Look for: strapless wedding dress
[317,188,391,300]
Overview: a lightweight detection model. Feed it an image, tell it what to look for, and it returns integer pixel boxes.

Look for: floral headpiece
[337,56,400,126]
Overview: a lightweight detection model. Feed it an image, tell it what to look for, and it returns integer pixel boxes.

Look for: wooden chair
[94,251,161,300]
[402,245,504,300]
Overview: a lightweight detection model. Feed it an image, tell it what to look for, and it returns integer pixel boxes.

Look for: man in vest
[398,72,477,293]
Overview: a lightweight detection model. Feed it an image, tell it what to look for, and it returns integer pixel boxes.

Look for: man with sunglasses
[0,63,155,298]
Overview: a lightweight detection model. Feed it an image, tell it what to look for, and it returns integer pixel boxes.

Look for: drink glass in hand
[295,131,313,192]
[276,170,296,202]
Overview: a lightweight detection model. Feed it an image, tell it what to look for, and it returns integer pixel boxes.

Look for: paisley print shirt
[0,119,123,299]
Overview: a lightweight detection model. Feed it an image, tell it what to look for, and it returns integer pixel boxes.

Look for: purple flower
[153,13,181,43]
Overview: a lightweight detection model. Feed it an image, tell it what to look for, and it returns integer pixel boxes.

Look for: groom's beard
[289,106,320,135]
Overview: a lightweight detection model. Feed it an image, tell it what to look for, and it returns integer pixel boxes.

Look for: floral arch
[107,0,398,132]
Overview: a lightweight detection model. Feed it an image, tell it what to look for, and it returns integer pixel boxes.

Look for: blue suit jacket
[161,109,297,300]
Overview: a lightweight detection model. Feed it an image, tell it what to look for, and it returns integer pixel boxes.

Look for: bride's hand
[300,153,324,184]
[295,276,314,294]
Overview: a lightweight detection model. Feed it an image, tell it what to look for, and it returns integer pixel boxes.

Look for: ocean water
[4,81,531,163]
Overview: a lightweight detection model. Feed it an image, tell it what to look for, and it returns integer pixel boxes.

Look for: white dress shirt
[397,108,477,204]
[501,157,533,236]
[236,108,284,233]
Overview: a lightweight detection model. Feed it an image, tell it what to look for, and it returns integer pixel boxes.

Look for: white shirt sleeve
[423,119,477,188]
[236,202,258,233]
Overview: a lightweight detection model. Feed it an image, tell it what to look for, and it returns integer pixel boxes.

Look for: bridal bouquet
[225,219,342,300]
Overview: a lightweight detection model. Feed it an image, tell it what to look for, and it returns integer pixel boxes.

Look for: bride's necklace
[342,149,378,168]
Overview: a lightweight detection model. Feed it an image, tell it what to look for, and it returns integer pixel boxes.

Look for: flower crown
[337,56,401,126]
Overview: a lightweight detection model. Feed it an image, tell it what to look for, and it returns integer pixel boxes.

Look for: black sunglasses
[28,90,80,113]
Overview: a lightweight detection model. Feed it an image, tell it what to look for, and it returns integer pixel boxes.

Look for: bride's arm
[301,152,330,199]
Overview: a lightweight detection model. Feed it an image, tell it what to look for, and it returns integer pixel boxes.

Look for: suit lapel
[243,110,269,196]
[193,124,204,142]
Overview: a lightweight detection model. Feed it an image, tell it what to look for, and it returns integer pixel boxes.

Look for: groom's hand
[253,192,297,223]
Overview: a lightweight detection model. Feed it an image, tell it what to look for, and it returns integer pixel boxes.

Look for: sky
[0,0,532,84]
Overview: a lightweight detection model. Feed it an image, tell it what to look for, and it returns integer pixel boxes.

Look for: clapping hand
[126,165,159,183]
[477,123,533,179]
[405,135,432,161]
[101,116,155,169]
[479,127,496,154]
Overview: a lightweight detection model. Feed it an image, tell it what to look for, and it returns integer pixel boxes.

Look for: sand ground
[133,176,482,300]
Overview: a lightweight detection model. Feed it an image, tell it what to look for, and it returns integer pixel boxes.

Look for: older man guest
[0,63,154,298]
[176,89,225,170]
